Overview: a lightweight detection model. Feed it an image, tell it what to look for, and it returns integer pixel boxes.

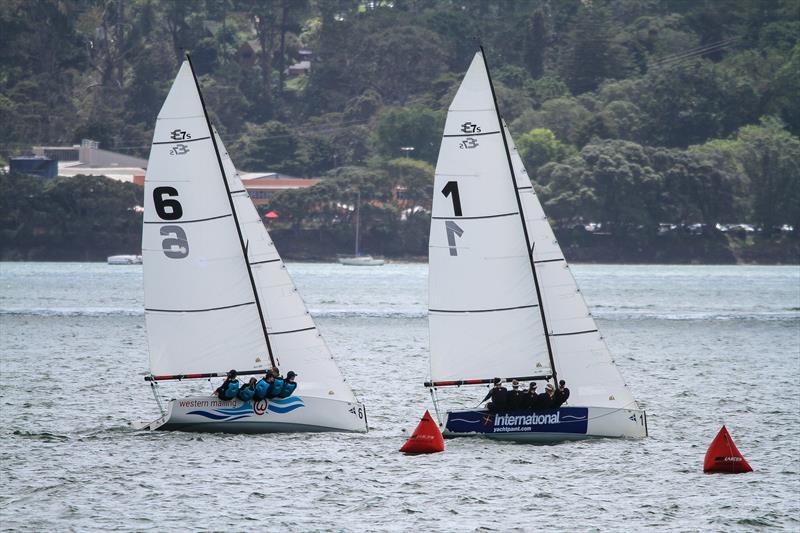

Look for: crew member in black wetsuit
[507,379,524,410]
[538,383,555,409]
[526,382,540,410]
[481,378,508,412]
[552,379,570,408]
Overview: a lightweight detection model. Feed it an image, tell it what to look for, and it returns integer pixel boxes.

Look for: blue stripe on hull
[445,407,589,436]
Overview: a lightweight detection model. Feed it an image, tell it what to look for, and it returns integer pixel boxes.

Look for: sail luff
[478,47,559,384]
[184,54,276,370]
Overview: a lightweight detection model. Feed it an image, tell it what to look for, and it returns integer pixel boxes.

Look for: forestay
[428,52,551,383]
[143,60,355,402]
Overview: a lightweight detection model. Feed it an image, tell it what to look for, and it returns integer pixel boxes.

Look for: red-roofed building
[240,173,320,205]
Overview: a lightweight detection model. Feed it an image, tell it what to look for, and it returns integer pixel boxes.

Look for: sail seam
[269,326,316,336]
[250,258,281,266]
[549,329,598,337]
[152,136,211,145]
[429,304,538,314]
[517,186,533,190]
[144,213,231,224]
[534,258,565,264]
[146,301,255,313]
[432,212,517,220]
[229,189,247,194]
[443,130,501,138]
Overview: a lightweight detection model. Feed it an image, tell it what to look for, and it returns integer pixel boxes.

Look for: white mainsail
[429,50,638,410]
[143,60,355,402]
[428,53,551,383]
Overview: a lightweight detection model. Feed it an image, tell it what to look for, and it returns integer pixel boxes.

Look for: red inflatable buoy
[400,410,445,454]
[704,425,753,473]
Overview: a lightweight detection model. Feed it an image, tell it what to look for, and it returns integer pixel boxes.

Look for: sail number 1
[154,186,189,259]
[441,181,464,255]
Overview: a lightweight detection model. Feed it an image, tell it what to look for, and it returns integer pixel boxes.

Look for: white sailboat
[338,190,384,266]
[136,57,367,433]
[425,49,646,442]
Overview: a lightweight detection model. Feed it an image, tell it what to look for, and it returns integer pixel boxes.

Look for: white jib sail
[504,121,638,409]
[143,60,355,402]
[214,130,356,402]
[428,51,551,383]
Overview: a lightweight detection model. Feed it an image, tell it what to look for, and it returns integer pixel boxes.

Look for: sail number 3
[154,186,189,259]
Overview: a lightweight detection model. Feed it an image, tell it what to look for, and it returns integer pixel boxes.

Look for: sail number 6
[153,186,189,259]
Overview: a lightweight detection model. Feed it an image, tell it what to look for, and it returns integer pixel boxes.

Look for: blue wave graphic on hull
[267,403,304,414]
[185,397,305,421]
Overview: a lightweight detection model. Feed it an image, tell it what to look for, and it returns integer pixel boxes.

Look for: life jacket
[278,381,297,398]
[218,379,239,400]
[254,378,270,400]
[268,377,285,398]
[237,384,255,402]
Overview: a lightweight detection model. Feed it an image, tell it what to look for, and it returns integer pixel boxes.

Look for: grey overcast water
[1,262,798,532]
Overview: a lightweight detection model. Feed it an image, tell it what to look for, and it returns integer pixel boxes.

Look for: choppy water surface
[1,262,798,531]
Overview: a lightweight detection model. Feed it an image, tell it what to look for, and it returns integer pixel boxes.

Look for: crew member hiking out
[507,379,524,410]
[215,370,240,401]
[278,371,298,398]
[268,369,285,399]
[237,377,257,402]
[481,378,508,412]
[254,370,273,401]
[552,379,570,408]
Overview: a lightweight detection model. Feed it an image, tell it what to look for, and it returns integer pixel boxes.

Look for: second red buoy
[704,425,752,473]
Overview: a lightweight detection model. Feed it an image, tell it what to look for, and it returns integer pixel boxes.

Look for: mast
[479,46,558,385]
[355,190,361,257]
[185,54,277,370]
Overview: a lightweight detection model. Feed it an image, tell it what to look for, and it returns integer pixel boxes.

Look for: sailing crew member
[215,370,240,400]
[254,370,274,401]
[481,378,508,412]
[539,383,556,408]
[552,379,570,408]
[525,382,540,410]
[507,379,524,410]
[268,370,285,399]
[237,377,257,402]
[277,371,298,398]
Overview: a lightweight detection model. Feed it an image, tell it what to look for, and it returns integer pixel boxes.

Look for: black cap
[493,377,501,384]
[287,371,297,378]
[559,379,566,386]
[227,369,237,377]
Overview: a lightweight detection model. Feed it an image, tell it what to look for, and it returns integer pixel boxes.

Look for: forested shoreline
[1,0,798,263]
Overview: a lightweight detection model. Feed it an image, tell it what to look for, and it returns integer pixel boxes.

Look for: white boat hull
[136,395,368,433]
[441,406,647,442]
[338,256,385,266]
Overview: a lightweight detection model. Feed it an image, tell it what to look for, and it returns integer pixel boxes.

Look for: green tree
[373,106,443,164]
[735,118,800,233]
[516,128,577,173]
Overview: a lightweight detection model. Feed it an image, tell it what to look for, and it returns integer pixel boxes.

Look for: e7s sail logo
[460,122,481,134]
[170,129,192,141]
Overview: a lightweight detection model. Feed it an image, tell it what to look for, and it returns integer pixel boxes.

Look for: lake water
[1,262,798,531]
